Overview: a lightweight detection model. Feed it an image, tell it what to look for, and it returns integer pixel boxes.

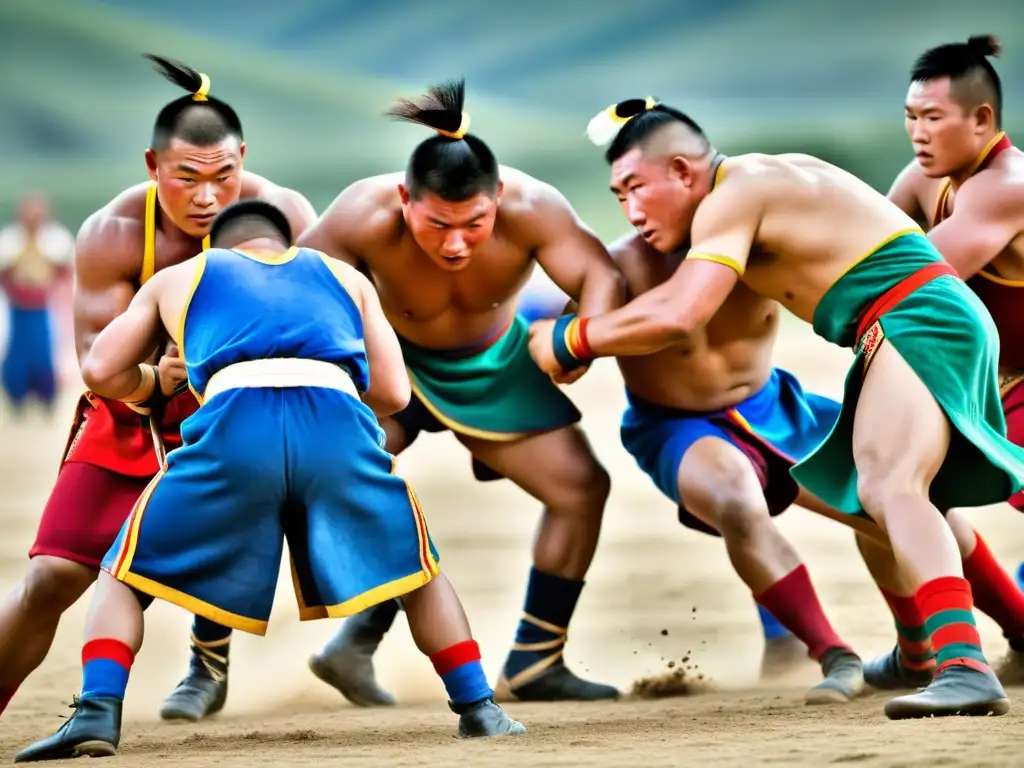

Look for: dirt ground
[3,319,1024,767]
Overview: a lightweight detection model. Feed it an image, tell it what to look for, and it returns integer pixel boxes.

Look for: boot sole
[493,675,619,703]
[307,655,395,708]
[885,696,1011,720]
[805,687,855,705]
[458,722,528,739]
[76,740,117,758]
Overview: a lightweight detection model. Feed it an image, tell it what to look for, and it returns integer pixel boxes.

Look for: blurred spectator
[0,193,73,416]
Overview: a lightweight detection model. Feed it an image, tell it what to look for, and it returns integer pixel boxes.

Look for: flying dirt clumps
[630,659,713,699]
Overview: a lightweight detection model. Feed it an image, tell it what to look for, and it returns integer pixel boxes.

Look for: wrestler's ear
[238,142,247,161]
[972,102,997,134]
[668,155,693,186]
[144,149,158,181]
[494,180,504,205]
[397,184,411,206]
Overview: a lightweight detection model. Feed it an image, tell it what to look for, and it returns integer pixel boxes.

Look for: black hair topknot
[387,78,500,202]
[145,53,244,151]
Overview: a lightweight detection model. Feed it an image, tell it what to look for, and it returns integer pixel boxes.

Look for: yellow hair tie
[192,72,211,102]
[586,96,658,146]
[435,111,471,140]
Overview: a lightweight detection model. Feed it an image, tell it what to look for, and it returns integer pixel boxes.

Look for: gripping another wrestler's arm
[80,268,169,402]
[555,178,759,363]
[926,173,1023,279]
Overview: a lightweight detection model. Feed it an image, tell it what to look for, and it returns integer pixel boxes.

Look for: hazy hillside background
[2,0,1023,238]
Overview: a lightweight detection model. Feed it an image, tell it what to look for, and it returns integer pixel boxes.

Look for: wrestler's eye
[216,177,231,183]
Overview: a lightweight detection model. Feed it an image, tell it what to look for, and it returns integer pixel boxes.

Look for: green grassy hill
[0,1,621,234]
[4,0,1024,240]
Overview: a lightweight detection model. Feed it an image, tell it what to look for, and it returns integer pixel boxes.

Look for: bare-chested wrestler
[296,78,625,705]
[528,96,1024,719]
[595,229,867,703]
[0,55,317,723]
[853,35,1024,692]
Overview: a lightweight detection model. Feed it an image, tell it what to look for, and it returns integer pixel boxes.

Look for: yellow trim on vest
[316,253,363,317]
[178,252,209,405]
[232,246,298,265]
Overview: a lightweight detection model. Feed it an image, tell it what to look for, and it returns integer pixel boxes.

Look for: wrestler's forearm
[573,267,627,317]
[84,364,148,402]
[584,293,690,358]
[80,308,163,399]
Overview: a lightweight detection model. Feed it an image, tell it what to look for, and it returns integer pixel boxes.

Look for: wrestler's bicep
[73,245,138,360]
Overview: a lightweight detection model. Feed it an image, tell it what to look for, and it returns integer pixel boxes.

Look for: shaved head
[605,104,711,165]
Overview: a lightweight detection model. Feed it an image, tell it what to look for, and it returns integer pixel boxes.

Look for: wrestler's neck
[231,237,286,254]
[950,130,1006,188]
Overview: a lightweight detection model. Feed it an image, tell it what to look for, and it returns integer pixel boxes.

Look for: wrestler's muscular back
[611,234,779,411]
[716,155,918,322]
[302,169,547,350]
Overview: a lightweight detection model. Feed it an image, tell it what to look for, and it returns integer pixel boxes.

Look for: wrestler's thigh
[852,341,950,497]
[458,426,607,508]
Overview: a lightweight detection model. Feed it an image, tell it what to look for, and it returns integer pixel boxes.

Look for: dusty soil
[2,318,1023,767]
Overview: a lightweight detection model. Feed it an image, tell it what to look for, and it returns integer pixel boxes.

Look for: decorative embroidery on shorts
[999,371,1024,399]
[63,408,89,464]
[858,320,885,375]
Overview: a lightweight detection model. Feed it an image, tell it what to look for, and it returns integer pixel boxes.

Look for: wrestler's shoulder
[605,231,652,266]
[497,166,574,215]
[496,166,585,248]
[318,173,404,255]
[77,183,148,262]
[240,171,307,205]
[977,150,1024,196]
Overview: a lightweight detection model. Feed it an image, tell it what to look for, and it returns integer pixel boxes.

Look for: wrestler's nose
[626,200,646,228]
[441,230,467,256]
[194,184,217,207]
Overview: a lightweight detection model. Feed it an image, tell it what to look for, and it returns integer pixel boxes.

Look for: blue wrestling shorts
[101,385,440,635]
[620,368,840,536]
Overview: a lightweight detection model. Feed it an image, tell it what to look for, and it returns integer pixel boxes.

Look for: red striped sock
[917,577,991,674]
[879,588,935,672]
[962,533,1024,640]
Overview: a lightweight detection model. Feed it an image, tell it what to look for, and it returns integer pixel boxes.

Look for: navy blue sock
[81,639,134,701]
[430,640,492,706]
[189,616,231,679]
[505,568,582,678]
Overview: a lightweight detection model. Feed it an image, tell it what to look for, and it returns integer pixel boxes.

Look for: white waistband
[203,359,358,401]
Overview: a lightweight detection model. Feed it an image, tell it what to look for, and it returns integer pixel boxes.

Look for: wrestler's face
[905,78,995,178]
[609,148,694,253]
[400,184,502,271]
[145,136,246,238]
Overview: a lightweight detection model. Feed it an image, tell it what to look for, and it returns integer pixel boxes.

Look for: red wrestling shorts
[29,391,199,568]
[1002,373,1024,511]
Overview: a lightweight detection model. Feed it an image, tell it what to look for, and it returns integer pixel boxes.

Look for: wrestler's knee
[546,451,610,515]
[20,556,95,615]
[855,464,927,529]
[678,450,766,538]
